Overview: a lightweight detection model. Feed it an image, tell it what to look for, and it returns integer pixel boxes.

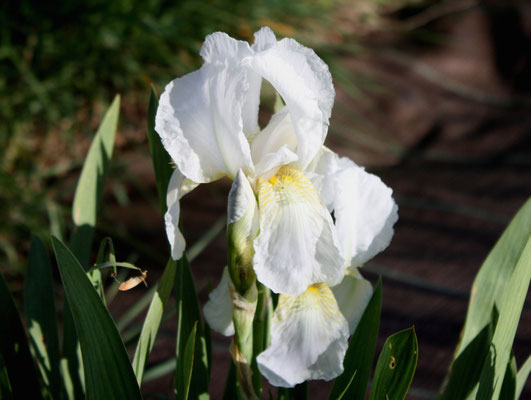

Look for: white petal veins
[253,166,344,296]
[156,34,254,182]
[257,283,349,387]
[246,38,335,170]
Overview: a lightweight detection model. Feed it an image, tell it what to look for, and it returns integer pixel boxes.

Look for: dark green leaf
[24,236,62,399]
[52,236,142,400]
[63,96,121,399]
[132,258,177,384]
[369,327,418,400]
[476,235,531,400]
[177,322,198,400]
[0,272,42,399]
[146,86,173,215]
[330,279,382,400]
[174,256,209,399]
[437,318,495,400]
[0,353,13,400]
[499,354,516,400]
[92,237,117,303]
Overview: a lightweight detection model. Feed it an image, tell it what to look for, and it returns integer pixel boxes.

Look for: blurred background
[1,0,530,398]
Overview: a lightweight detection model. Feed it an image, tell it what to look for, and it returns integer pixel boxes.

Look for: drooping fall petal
[257,283,349,387]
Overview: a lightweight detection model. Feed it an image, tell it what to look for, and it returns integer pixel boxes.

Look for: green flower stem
[230,281,258,400]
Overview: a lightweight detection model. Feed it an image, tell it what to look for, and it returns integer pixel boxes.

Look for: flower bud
[227,169,259,294]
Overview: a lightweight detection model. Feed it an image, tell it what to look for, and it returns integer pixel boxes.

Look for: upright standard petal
[203,268,234,336]
[253,166,344,296]
[156,34,254,182]
[257,283,349,387]
[304,146,340,212]
[165,169,199,260]
[251,107,298,179]
[331,158,398,267]
[240,27,278,138]
[331,269,373,335]
[246,38,335,170]
[202,32,261,138]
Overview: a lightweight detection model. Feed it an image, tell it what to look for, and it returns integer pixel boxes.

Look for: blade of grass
[499,354,516,400]
[476,235,531,399]
[146,86,173,215]
[457,198,531,357]
[0,272,42,399]
[185,216,226,262]
[92,237,118,303]
[175,256,209,399]
[24,236,62,399]
[516,355,531,399]
[177,322,198,400]
[63,96,121,399]
[132,258,177,384]
[437,314,496,400]
[330,279,382,400]
[52,236,142,400]
[369,327,418,400]
[70,95,120,267]
[0,353,13,400]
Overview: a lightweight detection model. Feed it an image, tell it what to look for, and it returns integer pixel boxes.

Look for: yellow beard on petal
[256,165,320,215]
[274,283,342,323]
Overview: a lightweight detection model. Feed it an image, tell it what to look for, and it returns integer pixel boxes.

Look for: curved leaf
[146,86,173,215]
[132,258,177,384]
[24,236,62,398]
[0,272,42,399]
[52,236,142,400]
[476,235,531,400]
[369,327,418,400]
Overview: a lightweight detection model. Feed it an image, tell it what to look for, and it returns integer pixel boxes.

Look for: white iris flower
[204,149,398,387]
[156,27,346,296]
[157,27,398,387]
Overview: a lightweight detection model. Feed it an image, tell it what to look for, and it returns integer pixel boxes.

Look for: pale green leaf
[458,198,531,357]
[476,235,531,399]
[70,95,120,267]
[516,355,531,399]
[132,258,177,384]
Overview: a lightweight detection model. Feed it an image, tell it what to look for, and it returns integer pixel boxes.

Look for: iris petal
[203,268,234,336]
[332,270,373,335]
[165,169,198,260]
[156,34,254,182]
[246,38,335,170]
[257,283,349,387]
[253,166,344,296]
[332,158,398,267]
